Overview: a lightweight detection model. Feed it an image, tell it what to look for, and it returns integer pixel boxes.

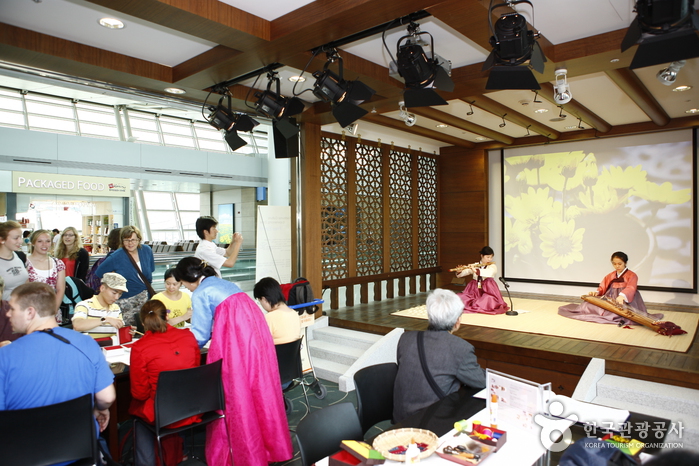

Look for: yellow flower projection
[598,165,647,190]
[539,219,585,269]
[578,180,629,214]
[631,181,691,204]
[504,217,533,255]
[505,187,562,226]
[537,151,598,191]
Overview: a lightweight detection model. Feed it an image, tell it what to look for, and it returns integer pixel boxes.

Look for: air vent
[549,117,566,122]
[13,159,51,164]
[144,169,172,174]
[211,174,233,179]
[179,172,204,177]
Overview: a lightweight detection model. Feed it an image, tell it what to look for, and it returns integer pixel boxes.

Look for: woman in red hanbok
[558,251,663,325]
[455,246,509,315]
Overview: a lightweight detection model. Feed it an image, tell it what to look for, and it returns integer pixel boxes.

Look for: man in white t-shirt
[194,216,243,278]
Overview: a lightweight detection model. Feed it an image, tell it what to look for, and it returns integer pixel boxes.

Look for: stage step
[305,322,383,384]
[591,374,699,450]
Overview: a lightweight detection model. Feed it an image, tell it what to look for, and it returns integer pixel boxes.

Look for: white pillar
[267,130,290,206]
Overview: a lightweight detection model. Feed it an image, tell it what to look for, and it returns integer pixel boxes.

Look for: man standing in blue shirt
[0,282,115,433]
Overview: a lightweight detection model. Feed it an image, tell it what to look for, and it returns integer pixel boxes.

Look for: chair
[136,359,230,466]
[353,362,398,435]
[0,393,98,466]
[275,338,310,414]
[295,402,364,466]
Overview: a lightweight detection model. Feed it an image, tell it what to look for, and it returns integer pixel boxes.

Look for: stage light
[389,22,454,107]
[482,1,547,90]
[206,94,259,151]
[553,69,572,105]
[656,60,686,85]
[621,0,699,69]
[398,101,417,126]
[254,72,306,120]
[312,50,376,128]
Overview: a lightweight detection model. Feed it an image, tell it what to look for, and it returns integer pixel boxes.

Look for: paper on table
[546,394,629,430]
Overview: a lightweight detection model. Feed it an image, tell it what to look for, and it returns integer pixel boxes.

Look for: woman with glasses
[96,226,155,329]
[53,226,90,282]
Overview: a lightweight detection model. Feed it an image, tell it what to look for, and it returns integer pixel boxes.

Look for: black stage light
[391,22,454,108]
[207,95,259,151]
[312,51,376,128]
[482,1,546,90]
[254,72,306,120]
[621,0,699,69]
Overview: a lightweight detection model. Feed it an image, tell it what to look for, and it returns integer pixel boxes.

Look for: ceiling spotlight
[99,18,125,29]
[553,69,573,104]
[254,71,306,121]
[482,1,547,90]
[344,123,359,135]
[656,60,686,85]
[206,94,259,151]
[312,49,376,128]
[621,0,699,69]
[389,22,454,107]
[398,101,417,126]
[674,85,692,91]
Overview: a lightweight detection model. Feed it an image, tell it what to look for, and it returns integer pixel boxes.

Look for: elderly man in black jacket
[393,288,486,422]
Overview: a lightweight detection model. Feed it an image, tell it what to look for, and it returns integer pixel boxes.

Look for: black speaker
[273,118,299,159]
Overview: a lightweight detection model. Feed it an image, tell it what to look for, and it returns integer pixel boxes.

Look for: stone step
[596,375,699,418]
[311,326,382,351]
[308,340,366,367]
[310,358,350,384]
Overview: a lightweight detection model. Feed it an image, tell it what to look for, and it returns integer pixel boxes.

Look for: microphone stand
[499,277,518,316]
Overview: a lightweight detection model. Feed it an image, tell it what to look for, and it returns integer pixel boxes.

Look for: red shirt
[129,325,201,427]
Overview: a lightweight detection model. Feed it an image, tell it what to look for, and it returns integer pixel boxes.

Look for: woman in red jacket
[130,299,201,466]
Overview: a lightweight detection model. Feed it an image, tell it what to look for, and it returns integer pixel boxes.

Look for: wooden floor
[326,292,699,396]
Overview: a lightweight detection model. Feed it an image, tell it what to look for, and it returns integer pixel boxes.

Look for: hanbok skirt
[558,287,663,325]
[458,277,509,315]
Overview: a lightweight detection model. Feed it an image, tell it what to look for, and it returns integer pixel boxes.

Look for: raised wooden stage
[326,292,699,397]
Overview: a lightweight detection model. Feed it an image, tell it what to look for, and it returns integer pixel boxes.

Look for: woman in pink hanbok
[455,246,509,315]
[558,251,663,325]
[174,257,292,466]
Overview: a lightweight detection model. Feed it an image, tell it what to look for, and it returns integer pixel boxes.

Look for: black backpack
[283,278,318,316]
[60,276,96,325]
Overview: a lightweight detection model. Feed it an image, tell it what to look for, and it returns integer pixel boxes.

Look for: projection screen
[502,129,695,291]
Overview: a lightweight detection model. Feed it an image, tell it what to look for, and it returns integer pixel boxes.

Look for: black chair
[0,393,98,466]
[275,338,310,414]
[135,359,230,466]
[353,362,398,435]
[295,402,364,466]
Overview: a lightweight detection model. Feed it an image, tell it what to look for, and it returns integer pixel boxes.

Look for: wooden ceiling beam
[605,68,670,127]
[463,95,560,140]
[410,107,514,144]
[538,82,612,133]
[363,114,475,148]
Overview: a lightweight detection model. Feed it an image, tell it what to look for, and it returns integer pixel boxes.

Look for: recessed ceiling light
[610,58,620,63]
[565,125,578,129]
[99,18,125,29]
[475,136,488,141]
[686,108,699,114]
[673,85,692,92]
[288,76,305,83]
[164,87,186,94]
[534,108,549,114]
[435,124,448,128]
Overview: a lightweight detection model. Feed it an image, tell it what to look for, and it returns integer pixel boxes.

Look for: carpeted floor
[392,297,699,352]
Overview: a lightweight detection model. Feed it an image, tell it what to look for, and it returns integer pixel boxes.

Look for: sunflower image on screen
[502,131,693,289]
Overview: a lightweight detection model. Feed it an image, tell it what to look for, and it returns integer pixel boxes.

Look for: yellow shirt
[265,308,302,345]
[152,292,192,328]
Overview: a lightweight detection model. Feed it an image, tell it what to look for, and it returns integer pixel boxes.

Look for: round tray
[372,427,438,462]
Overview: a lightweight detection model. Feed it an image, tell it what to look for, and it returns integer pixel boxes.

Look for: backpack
[85,251,112,293]
[281,277,317,316]
[60,276,96,325]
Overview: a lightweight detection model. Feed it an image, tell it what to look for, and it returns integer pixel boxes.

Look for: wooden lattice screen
[320,134,438,281]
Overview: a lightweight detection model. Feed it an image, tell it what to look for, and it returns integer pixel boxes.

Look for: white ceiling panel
[217,0,316,21]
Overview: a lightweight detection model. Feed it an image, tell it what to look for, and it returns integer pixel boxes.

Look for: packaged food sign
[12,172,130,197]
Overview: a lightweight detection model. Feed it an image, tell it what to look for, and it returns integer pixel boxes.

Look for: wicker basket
[372,428,438,461]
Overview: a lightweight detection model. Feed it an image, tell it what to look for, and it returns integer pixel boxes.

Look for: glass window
[0,111,24,128]
[0,95,24,112]
[179,211,200,231]
[150,229,182,244]
[27,115,77,134]
[175,193,200,211]
[131,129,161,144]
[162,133,195,148]
[147,211,178,231]
[78,122,119,139]
[25,101,75,119]
[143,192,174,210]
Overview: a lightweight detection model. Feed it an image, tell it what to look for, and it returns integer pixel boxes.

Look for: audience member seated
[0,276,23,347]
[72,272,127,339]
[254,277,302,345]
[194,216,243,278]
[152,268,192,328]
[129,299,201,466]
[393,288,486,423]
[0,282,116,446]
